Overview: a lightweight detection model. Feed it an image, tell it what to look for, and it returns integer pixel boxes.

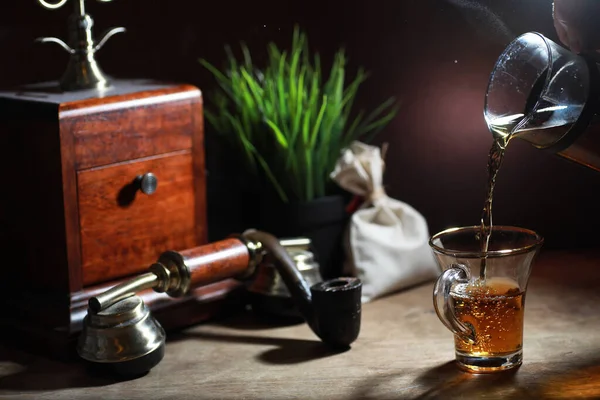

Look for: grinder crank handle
[90,237,257,313]
[88,231,362,351]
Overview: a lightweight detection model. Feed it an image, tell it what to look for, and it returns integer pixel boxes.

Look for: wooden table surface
[1,249,600,400]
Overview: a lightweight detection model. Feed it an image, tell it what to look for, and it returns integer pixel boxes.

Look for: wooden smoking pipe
[77,230,362,376]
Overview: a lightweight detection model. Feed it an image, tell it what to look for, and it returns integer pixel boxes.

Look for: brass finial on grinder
[35,0,126,91]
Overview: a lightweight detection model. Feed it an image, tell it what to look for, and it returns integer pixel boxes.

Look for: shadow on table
[167,309,348,365]
[349,356,600,400]
[411,361,526,400]
[209,309,306,331]
[0,345,139,392]
[347,361,526,400]
[168,329,347,366]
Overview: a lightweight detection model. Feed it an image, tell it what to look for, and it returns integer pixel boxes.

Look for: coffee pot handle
[433,263,476,343]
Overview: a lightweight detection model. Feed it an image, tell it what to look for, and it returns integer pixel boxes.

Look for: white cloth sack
[330,141,440,303]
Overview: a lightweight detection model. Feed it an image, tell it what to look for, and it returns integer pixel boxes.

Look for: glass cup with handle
[429,225,544,373]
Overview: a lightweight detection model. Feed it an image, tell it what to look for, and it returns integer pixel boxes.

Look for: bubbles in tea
[451,277,524,357]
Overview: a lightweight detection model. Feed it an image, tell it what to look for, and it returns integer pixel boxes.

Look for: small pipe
[242,230,362,349]
[89,272,159,313]
[243,230,316,327]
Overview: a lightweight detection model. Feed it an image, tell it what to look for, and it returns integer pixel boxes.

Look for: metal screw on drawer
[138,173,158,195]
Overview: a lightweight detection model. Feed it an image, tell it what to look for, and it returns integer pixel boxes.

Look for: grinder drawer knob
[138,173,158,195]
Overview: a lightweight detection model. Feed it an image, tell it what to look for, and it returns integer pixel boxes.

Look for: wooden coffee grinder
[0,0,245,358]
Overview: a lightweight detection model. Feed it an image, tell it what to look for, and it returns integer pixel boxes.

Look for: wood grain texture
[18,82,200,178]
[181,238,250,288]
[0,81,234,363]
[2,249,600,399]
[59,84,200,115]
[58,116,84,293]
[68,97,194,170]
[191,92,208,246]
[78,150,197,286]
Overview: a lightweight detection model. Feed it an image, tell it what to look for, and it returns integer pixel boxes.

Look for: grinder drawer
[77,150,197,286]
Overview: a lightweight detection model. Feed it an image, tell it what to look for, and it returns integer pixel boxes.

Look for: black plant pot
[256,195,350,280]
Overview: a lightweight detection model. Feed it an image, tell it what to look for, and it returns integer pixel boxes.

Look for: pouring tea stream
[479,31,600,280]
[428,30,598,373]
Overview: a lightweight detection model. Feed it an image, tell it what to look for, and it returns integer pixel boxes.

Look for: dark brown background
[1,0,598,249]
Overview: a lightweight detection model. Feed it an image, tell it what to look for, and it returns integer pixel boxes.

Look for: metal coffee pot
[485,31,600,171]
[247,245,324,320]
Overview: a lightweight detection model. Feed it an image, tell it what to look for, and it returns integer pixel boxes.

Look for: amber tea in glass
[430,226,543,373]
